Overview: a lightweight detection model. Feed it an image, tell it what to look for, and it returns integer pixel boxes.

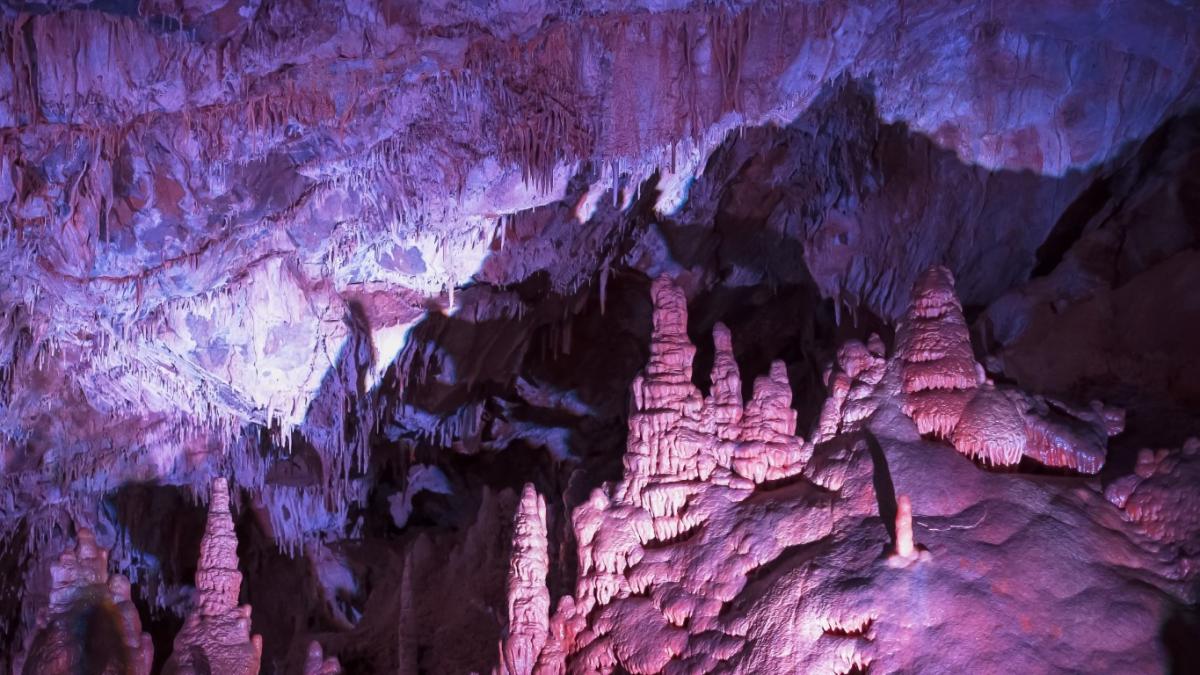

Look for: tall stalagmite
[896,266,982,437]
[164,477,263,674]
[498,484,551,675]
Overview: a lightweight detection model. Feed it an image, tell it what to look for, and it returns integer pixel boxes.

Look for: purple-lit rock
[0,0,1197,670]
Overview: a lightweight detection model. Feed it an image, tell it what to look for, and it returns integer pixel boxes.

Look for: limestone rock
[17,528,153,675]
[164,477,262,675]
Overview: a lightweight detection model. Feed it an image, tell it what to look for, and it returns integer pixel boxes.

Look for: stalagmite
[164,477,263,675]
[897,266,1118,473]
[743,361,798,439]
[704,322,743,436]
[886,495,929,568]
[896,267,982,394]
[894,495,915,559]
[17,528,154,675]
[895,267,986,444]
[815,336,888,442]
[303,640,343,675]
[623,275,705,488]
[498,484,551,675]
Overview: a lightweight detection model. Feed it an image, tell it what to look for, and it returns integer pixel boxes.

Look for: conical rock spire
[498,484,551,675]
[164,477,263,675]
[896,266,1117,472]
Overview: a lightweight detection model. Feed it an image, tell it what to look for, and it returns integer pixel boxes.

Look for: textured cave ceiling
[1,0,1199,672]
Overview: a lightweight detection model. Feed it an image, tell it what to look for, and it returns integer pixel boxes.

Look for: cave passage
[0,1,1198,673]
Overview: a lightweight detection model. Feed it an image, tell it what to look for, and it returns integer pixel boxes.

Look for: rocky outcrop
[1106,439,1200,559]
[515,274,1195,673]
[164,477,262,675]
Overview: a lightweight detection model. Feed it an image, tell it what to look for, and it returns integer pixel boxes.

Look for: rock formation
[512,275,1190,673]
[524,276,835,673]
[1106,439,1200,557]
[897,266,1121,472]
[0,0,1197,669]
[302,640,343,675]
[16,528,153,675]
[893,495,915,559]
[814,335,888,443]
[164,477,262,675]
[897,266,984,396]
[498,484,550,675]
[885,494,931,569]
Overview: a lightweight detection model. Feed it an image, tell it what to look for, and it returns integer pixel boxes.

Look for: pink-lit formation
[0,270,1196,672]
[16,528,153,675]
[164,478,263,675]
[475,275,1198,673]
[1107,439,1200,555]
[490,275,842,673]
[897,267,1121,472]
[498,484,551,675]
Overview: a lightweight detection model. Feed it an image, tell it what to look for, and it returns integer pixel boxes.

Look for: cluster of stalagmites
[15,478,342,674]
[16,528,153,675]
[488,271,1132,673]
[9,269,1138,673]
[489,276,829,674]
[896,267,1122,472]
